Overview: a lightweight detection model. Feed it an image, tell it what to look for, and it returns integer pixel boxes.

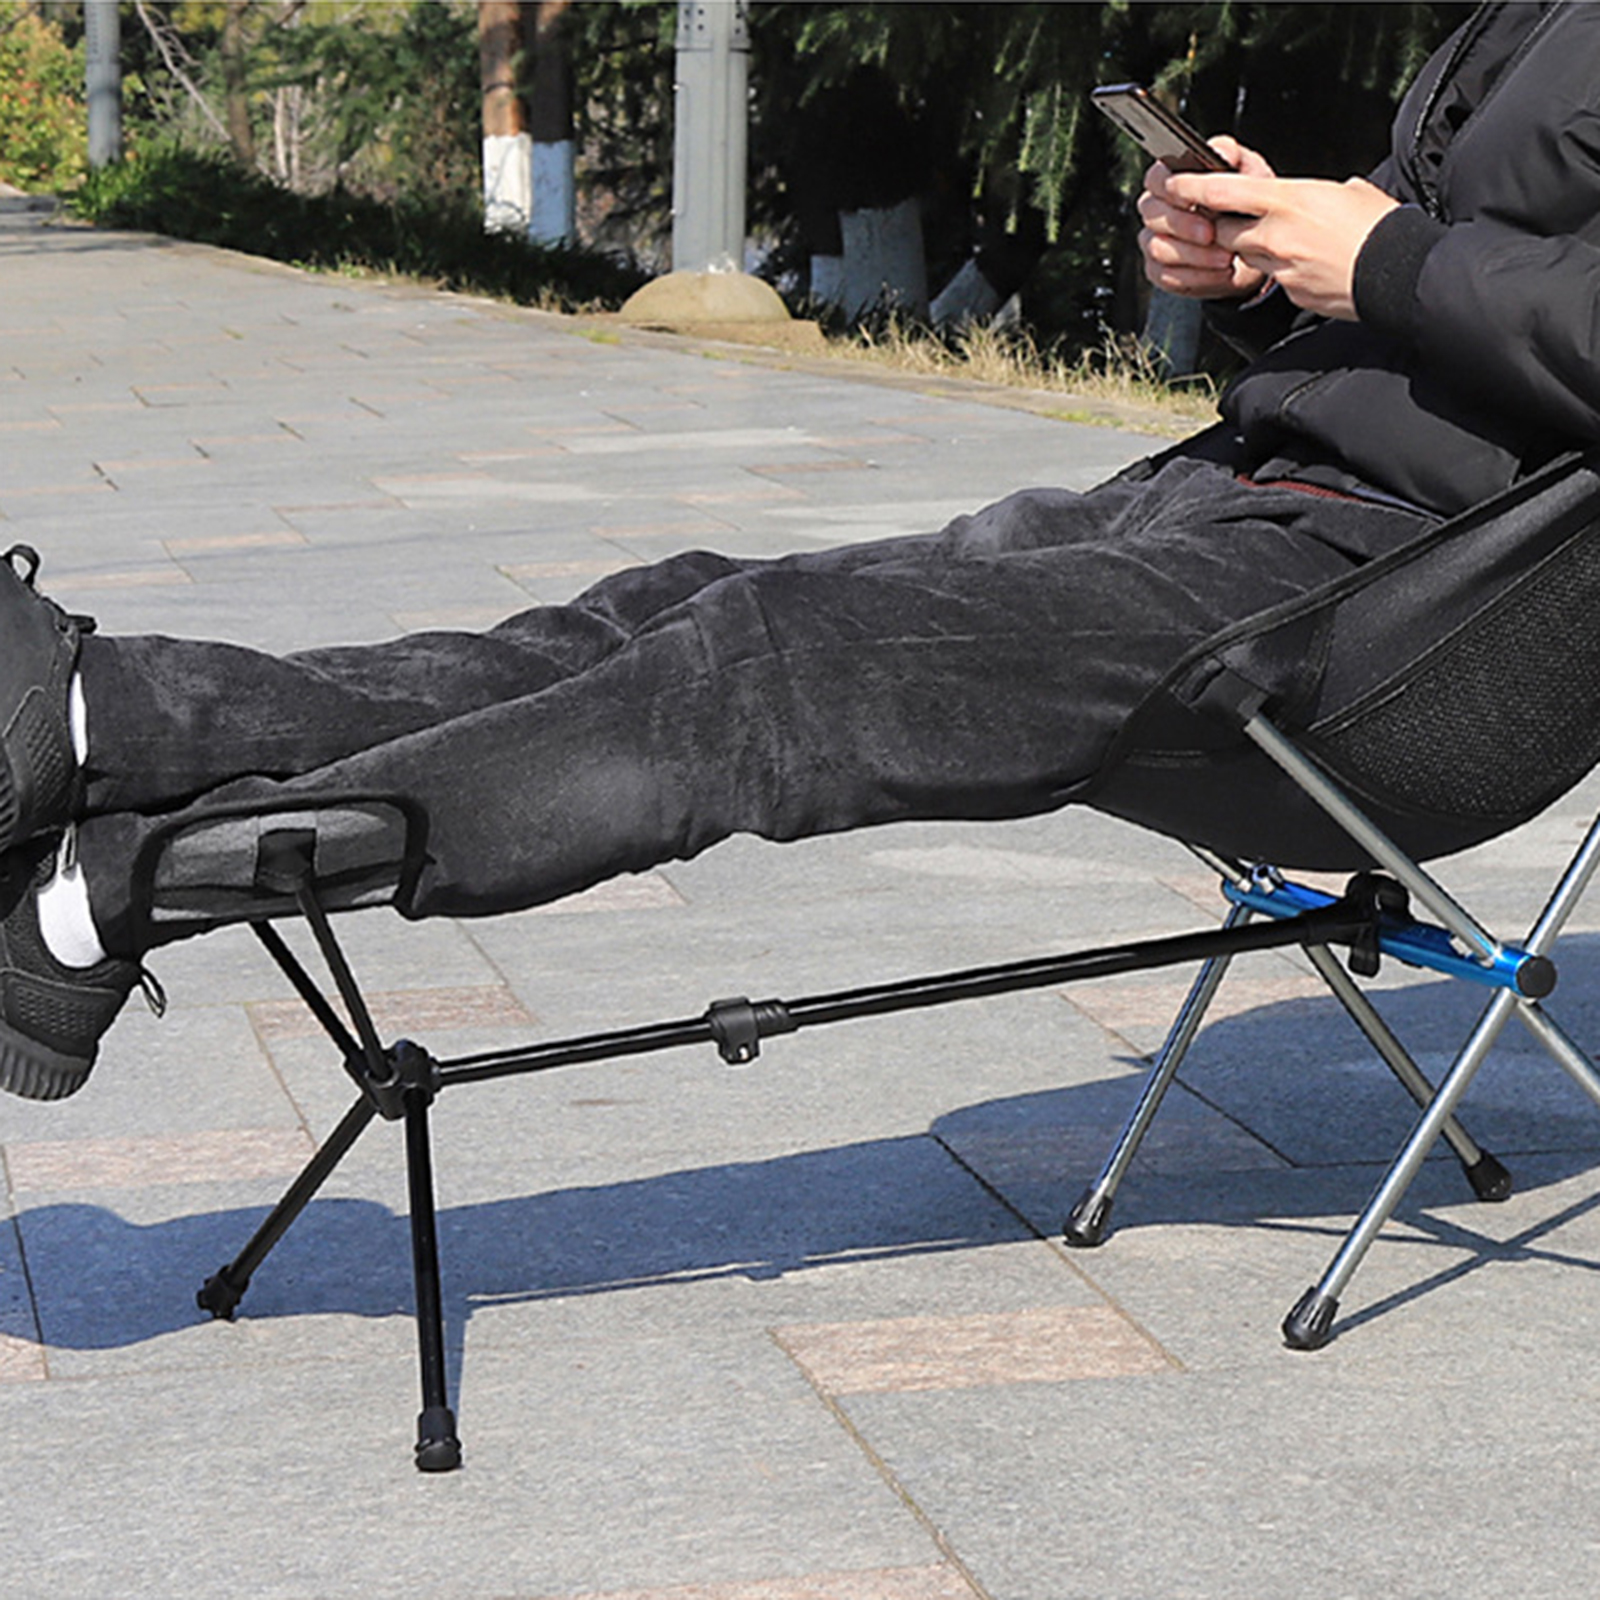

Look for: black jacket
[1209,1,1600,517]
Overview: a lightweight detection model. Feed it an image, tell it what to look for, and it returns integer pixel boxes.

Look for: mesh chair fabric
[1315,526,1600,821]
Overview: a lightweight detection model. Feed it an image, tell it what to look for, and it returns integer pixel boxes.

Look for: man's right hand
[1138,136,1275,301]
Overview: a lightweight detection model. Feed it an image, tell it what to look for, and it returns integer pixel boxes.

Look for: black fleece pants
[71,455,1431,953]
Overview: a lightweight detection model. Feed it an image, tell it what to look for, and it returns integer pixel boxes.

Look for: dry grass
[831,318,1219,432]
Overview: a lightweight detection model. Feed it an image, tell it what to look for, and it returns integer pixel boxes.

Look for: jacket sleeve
[1354,202,1600,444]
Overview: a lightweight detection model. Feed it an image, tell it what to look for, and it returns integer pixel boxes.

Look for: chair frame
[1065,711,1600,1349]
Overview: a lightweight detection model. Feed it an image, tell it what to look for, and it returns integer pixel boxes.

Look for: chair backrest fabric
[1082,451,1600,869]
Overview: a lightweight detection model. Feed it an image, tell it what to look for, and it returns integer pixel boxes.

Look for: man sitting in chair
[0,1,1596,1102]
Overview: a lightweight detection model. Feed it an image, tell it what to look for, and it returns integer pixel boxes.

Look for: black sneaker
[0,544,92,857]
[0,839,152,1102]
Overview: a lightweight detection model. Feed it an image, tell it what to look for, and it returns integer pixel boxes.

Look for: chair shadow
[14,1130,1033,1354]
[13,936,1600,1360]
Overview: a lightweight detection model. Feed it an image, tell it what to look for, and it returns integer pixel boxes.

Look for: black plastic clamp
[1191,664,1272,728]
[1341,871,1410,979]
[705,996,796,1065]
[362,1038,442,1121]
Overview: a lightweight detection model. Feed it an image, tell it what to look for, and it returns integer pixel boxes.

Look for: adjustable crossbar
[439,881,1394,1084]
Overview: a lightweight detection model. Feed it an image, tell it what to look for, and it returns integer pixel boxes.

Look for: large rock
[619,270,791,328]
[616,269,823,351]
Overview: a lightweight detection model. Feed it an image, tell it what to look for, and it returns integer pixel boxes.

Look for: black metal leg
[404,1086,462,1472]
[197,1097,377,1319]
[250,853,462,1469]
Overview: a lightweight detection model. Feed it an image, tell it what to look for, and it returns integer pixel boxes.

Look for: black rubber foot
[1062,1189,1113,1248]
[196,1266,248,1321]
[1464,1149,1514,1203]
[1516,953,1557,1000]
[415,1406,462,1473]
[1282,1286,1339,1350]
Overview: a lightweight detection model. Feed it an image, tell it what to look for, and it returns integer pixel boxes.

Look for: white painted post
[529,142,574,244]
[85,0,122,169]
[483,133,534,234]
[838,198,928,318]
[672,0,748,273]
[480,1,533,234]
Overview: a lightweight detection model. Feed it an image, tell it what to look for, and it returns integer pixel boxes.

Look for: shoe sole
[0,1015,92,1100]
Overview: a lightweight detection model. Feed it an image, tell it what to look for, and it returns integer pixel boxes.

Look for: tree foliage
[0,1,88,191]
[744,2,1472,341]
[119,1,479,197]
[561,1,678,264]
[264,1,480,194]
[748,2,1469,229]
[10,3,1478,355]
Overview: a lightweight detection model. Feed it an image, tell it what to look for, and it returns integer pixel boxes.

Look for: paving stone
[5,206,1600,1600]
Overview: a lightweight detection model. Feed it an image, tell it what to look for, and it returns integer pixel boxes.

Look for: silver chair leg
[1282,984,1521,1349]
[1512,1000,1600,1109]
[1064,906,1250,1246]
[1283,807,1600,1349]
[1302,944,1510,1200]
[1244,716,1504,968]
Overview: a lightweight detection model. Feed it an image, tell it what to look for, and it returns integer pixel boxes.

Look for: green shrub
[0,1,88,192]
[70,143,648,312]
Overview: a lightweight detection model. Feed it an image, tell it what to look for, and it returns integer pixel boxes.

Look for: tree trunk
[527,0,575,244]
[479,0,532,233]
[838,199,928,319]
[222,0,255,166]
[272,85,303,190]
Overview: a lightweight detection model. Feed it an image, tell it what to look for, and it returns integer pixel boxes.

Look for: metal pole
[672,0,749,272]
[405,1087,461,1472]
[85,0,122,170]
[1065,908,1251,1247]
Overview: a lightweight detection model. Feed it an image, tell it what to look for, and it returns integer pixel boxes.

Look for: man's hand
[1163,167,1400,321]
[1139,136,1276,303]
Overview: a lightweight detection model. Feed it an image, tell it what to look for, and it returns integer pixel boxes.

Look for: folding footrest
[131,793,427,936]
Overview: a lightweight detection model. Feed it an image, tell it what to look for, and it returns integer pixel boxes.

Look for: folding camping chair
[1068,444,1600,1346]
[161,445,1600,1470]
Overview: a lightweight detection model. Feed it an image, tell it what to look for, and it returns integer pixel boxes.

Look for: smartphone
[1091,84,1230,173]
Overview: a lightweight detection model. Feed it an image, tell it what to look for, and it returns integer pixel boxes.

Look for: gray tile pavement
[2,203,1600,1598]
